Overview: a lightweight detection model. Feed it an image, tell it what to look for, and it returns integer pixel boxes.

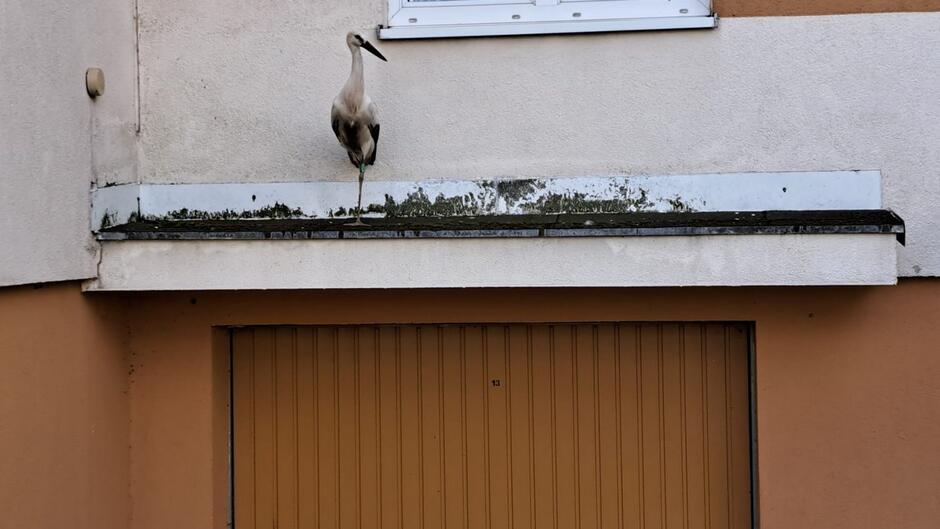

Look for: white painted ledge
[84,233,898,291]
[91,171,882,231]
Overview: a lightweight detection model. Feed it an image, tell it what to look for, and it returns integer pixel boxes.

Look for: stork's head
[346,31,387,62]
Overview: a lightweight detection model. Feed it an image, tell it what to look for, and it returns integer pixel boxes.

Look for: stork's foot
[344,213,369,227]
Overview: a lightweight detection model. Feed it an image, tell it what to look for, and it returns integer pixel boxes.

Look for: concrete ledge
[85,233,899,291]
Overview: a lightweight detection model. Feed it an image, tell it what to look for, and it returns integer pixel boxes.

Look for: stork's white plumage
[331,31,387,225]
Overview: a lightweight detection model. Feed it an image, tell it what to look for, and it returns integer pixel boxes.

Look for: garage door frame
[223,322,760,529]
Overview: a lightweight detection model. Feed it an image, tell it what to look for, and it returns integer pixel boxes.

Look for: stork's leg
[345,163,369,227]
[356,164,365,220]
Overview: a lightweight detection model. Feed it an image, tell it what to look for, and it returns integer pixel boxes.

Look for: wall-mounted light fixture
[86,68,105,98]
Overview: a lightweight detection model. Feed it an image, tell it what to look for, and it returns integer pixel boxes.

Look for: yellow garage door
[233,324,752,529]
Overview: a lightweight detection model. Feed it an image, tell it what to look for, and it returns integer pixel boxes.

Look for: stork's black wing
[367,123,380,165]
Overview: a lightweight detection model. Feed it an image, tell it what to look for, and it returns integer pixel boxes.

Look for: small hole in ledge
[512,14,521,20]
[408,17,417,23]
[572,12,582,18]
[680,8,689,13]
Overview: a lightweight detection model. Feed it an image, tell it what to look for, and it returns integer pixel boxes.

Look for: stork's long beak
[361,40,388,62]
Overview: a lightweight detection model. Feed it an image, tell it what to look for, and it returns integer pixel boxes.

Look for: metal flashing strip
[377,16,717,40]
[98,210,906,243]
[544,224,904,239]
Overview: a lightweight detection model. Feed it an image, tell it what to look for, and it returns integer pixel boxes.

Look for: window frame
[380,0,715,40]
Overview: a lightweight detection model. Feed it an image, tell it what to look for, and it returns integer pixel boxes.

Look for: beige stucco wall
[0,0,137,286]
[121,280,940,529]
[0,283,129,529]
[136,9,940,276]
[1,279,938,528]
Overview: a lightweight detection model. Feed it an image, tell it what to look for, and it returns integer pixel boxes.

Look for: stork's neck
[343,48,365,108]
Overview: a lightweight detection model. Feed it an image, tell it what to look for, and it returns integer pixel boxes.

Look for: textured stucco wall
[0,283,129,529]
[137,9,940,276]
[123,280,940,529]
[0,0,137,286]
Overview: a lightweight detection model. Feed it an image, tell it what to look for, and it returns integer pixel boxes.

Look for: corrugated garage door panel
[233,324,751,529]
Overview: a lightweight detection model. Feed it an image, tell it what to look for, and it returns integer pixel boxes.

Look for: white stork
[331,31,387,225]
